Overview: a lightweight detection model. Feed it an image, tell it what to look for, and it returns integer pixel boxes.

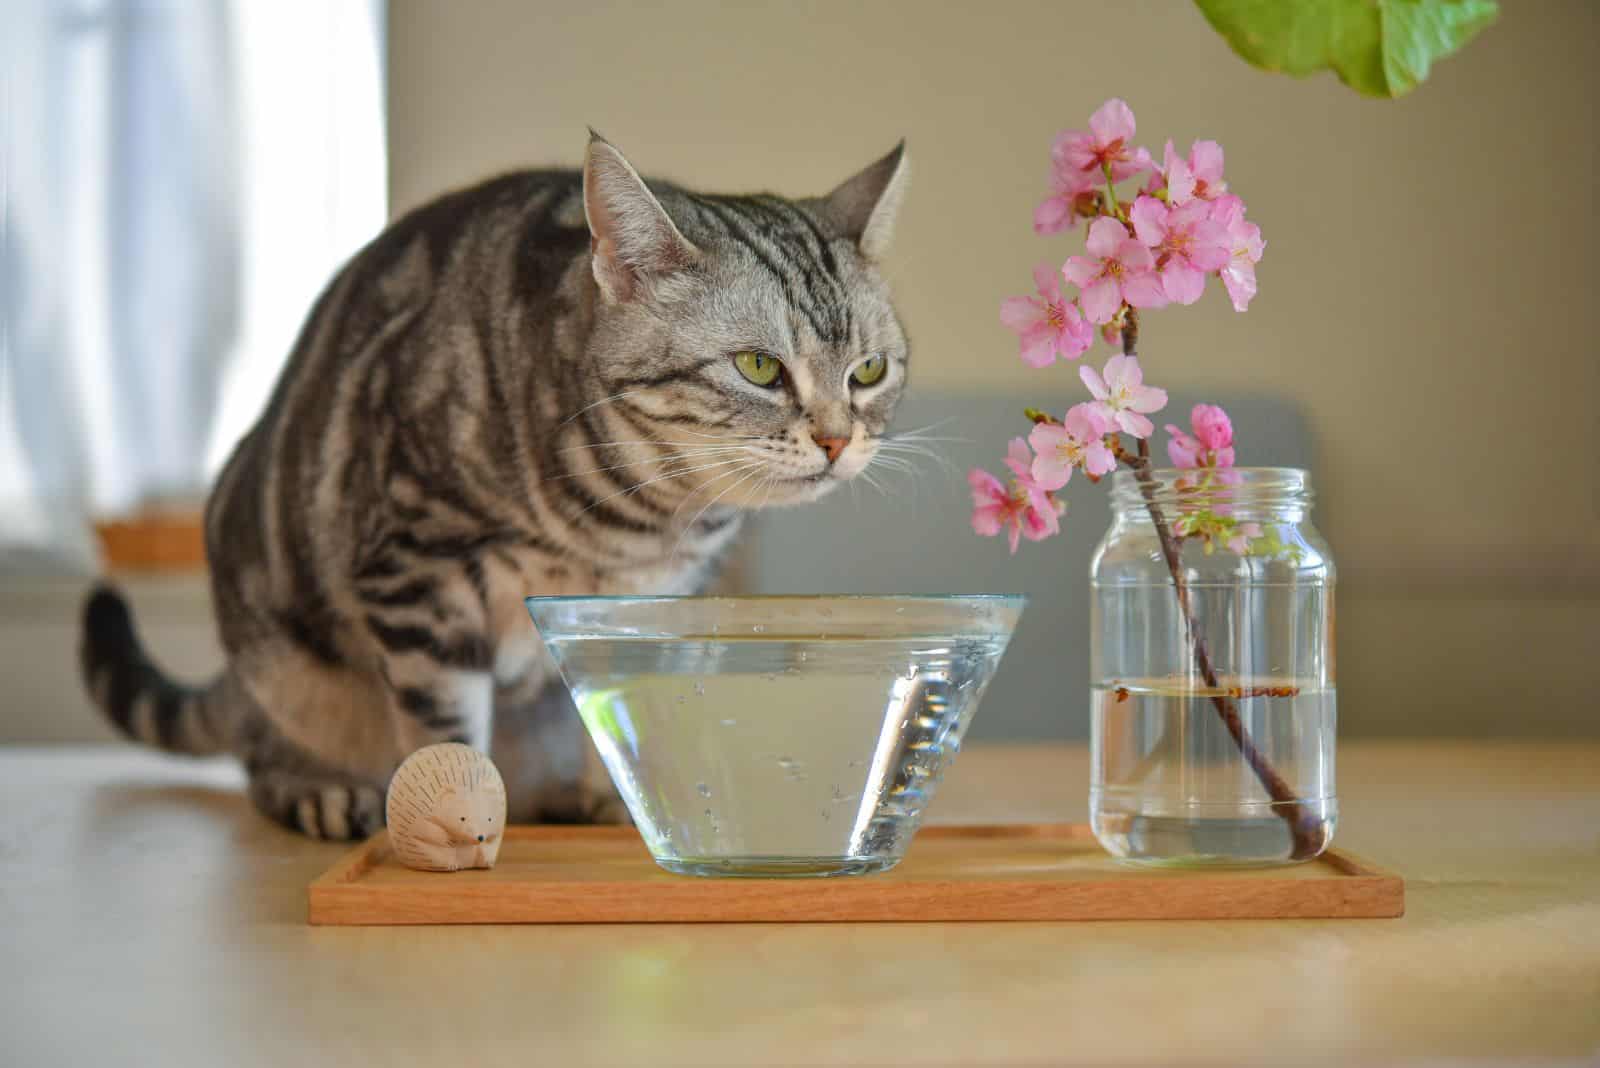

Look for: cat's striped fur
[80,134,911,839]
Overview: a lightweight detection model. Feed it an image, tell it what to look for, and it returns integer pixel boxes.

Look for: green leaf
[1194,0,1499,98]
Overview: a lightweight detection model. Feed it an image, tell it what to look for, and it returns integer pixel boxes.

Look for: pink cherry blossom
[1165,403,1236,469]
[1210,195,1264,312]
[1063,218,1169,324]
[1051,98,1154,183]
[969,439,1063,553]
[1028,403,1115,491]
[1226,523,1263,556]
[1163,140,1227,206]
[1079,354,1168,438]
[1034,160,1100,236]
[1129,196,1231,305]
[1000,262,1093,367]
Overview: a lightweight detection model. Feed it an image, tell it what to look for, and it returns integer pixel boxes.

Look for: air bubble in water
[693,681,706,696]
[720,718,737,727]
[697,782,711,798]
[752,624,766,633]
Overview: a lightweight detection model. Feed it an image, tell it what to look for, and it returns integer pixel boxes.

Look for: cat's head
[579,133,910,508]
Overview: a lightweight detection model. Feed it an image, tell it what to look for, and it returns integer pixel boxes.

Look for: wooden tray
[308,824,1403,924]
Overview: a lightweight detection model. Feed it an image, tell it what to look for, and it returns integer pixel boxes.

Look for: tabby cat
[79,133,911,839]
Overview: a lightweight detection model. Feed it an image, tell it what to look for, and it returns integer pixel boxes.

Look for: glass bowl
[525,595,1025,877]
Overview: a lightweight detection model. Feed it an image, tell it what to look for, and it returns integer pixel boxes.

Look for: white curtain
[0,0,386,572]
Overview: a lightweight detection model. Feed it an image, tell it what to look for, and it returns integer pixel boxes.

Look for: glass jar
[1089,467,1336,865]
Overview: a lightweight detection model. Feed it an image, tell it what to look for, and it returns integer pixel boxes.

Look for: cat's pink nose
[812,435,849,463]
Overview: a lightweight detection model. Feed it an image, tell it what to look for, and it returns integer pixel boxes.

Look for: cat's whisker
[857,467,890,499]
[557,438,762,454]
[670,464,766,564]
[545,447,753,481]
[666,460,761,523]
[568,457,755,522]
[872,441,957,478]
[555,390,648,431]
[883,417,963,442]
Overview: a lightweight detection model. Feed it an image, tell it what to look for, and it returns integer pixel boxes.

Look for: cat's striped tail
[79,586,231,756]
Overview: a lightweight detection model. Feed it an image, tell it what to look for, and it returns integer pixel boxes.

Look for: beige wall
[388,1,1599,735]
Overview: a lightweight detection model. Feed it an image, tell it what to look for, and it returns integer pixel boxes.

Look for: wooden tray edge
[308,824,1405,926]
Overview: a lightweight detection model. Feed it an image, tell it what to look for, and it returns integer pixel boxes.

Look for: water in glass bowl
[1090,678,1337,866]
[547,633,1010,877]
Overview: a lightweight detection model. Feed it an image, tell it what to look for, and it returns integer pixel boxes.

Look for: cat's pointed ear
[583,131,699,302]
[813,141,909,261]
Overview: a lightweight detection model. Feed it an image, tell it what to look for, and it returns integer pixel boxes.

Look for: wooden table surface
[3,741,1597,1067]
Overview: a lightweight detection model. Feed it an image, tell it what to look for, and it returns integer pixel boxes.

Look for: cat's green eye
[852,354,888,387]
[733,351,782,387]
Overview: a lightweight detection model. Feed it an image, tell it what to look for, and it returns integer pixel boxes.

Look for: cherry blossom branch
[977,97,1313,855]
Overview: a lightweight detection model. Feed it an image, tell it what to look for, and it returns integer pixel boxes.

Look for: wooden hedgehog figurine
[385,743,507,872]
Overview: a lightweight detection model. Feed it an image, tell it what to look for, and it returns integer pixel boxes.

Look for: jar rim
[1108,466,1313,513]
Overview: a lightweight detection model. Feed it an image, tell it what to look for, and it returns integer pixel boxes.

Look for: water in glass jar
[1090,678,1337,866]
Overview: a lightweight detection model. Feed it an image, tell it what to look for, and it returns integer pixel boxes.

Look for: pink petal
[968,468,1005,502]
[1120,268,1169,309]
[1052,131,1097,175]
[1109,145,1155,182]
[1166,430,1200,469]
[1161,260,1207,305]
[1052,160,1098,195]
[1004,437,1033,480]
[1102,353,1135,391]
[1019,327,1058,369]
[1083,441,1116,477]
[1236,220,1265,262]
[1056,144,1099,176]
[1221,261,1257,312]
[1059,304,1093,359]
[972,507,1003,537]
[1186,219,1233,271]
[1000,296,1041,334]
[1213,445,1236,468]
[1129,383,1168,414]
[1191,404,1233,450]
[1209,194,1245,229]
[1129,196,1168,247]
[1115,238,1156,273]
[1031,455,1071,492]
[1164,141,1196,205]
[1089,98,1136,146]
[1029,422,1064,451]
[1062,255,1101,289]
[1033,196,1072,236]
[1190,140,1225,184]
[1085,217,1128,259]
[1117,410,1155,438]
[1022,495,1059,539]
[1032,261,1061,301]
[1060,406,1094,442]
[1168,199,1213,230]
[1069,401,1110,438]
[1078,276,1121,324]
[1006,519,1021,554]
[1078,362,1108,401]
